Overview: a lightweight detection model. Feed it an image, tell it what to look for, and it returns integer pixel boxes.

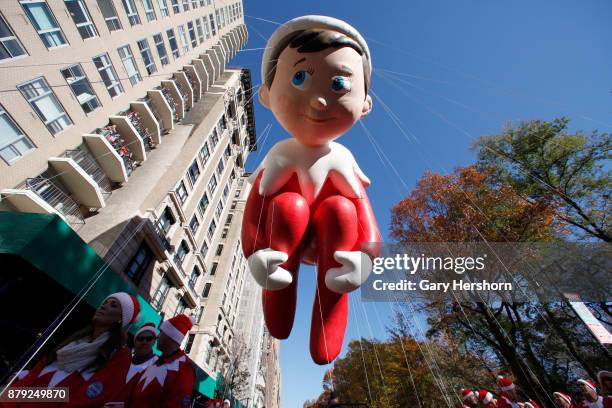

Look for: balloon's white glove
[325,251,373,294]
[247,248,292,291]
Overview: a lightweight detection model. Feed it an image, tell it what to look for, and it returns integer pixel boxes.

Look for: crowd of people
[0,292,201,408]
[460,373,612,408]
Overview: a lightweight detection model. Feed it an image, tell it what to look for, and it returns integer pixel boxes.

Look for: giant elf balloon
[241,15,380,365]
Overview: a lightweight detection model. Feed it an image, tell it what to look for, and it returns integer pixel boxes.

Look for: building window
[157,0,169,17]
[218,115,227,132]
[187,21,197,48]
[199,142,210,164]
[0,14,27,61]
[125,242,153,283]
[215,201,223,220]
[202,282,212,298]
[152,274,170,310]
[209,13,216,36]
[176,240,189,263]
[195,306,204,323]
[216,158,224,177]
[137,38,157,75]
[93,53,124,98]
[18,77,72,135]
[118,45,141,85]
[198,192,209,215]
[215,244,223,256]
[166,28,179,59]
[61,64,101,114]
[20,1,67,49]
[203,16,210,39]
[189,214,200,234]
[210,262,218,276]
[187,160,200,185]
[210,128,218,149]
[208,174,217,195]
[158,206,176,233]
[200,240,208,257]
[64,0,98,39]
[185,333,195,353]
[220,7,225,27]
[153,33,169,66]
[214,10,220,29]
[195,18,204,43]
[121,0,141,26]
[0,107,35,164]
[225,213,232,226]
[207,219,216,240]
[177,25,189,54]
[170,0,180,14]
[191,0,197,8]
[182,0,189,11]
[176,180,188,203]
[141,0,156,22]
[97,0,122,31]
[221,228,228,239]
[175,298,187,315]
[222,184,230,200]
[188,266,200,289]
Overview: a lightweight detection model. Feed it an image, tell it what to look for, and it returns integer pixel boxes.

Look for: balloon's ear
[258,85,271,109]
[361,94,372,118]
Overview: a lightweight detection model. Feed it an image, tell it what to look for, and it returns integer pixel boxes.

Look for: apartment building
[0,0,269,402]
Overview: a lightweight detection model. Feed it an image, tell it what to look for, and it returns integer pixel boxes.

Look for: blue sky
[230,1,612,406]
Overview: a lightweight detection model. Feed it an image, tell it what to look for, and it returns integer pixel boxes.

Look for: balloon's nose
[310,96,327,110]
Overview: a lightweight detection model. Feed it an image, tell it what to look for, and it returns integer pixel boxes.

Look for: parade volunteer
[1,292,140,408]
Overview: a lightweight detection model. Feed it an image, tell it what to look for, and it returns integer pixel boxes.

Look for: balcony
[173,72,193,110]
[184,65,202,101]
[1,177,84,225]
[200,53,217,83]
[145,91,174,132]
[161,80,184,120]
[130,101,161,144]
[109,115,147,161]
[92,125,136,176]
[82,133,129,183]
[191,59,209,92]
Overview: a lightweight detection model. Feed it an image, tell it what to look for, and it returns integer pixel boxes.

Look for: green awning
[0,212,217,395]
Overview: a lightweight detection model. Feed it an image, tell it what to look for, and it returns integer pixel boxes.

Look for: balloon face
[260,44,372,147]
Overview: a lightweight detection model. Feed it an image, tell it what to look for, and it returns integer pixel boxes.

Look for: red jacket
[127,350,196,408]
[1,347,132,408]
[497,396,520,408]
[603,396,612,408]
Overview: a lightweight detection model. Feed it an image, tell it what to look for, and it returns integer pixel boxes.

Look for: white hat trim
[501,384,515,391]
[483,392,493,404]
[135,325,159,338]
[160,320,187,345]
[553,392,571,404]
[261,15,371,85]
[577,379,596,391]
[463,390,474,400]
[105,292,137,327]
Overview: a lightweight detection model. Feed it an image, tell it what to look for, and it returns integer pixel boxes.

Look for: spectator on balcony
[2,293,140,408]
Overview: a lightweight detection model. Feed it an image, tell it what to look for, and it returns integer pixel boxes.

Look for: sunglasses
[136,336,155,342]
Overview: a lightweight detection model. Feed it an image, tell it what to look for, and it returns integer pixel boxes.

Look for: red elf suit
[242,138,380,365]
[1,292,140,408]
[496,376,521,408]
[127,315,196,408]
[478,389,498,408]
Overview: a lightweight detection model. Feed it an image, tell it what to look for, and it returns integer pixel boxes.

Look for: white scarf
[55,332,110,372]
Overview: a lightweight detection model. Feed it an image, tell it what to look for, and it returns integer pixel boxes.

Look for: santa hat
[461,389,475,400]
[524,403,535,408]
[497,376,515,392]
[104,292,140,327]
[160,314,194,345]
[577,378,597,392]
[477,390,493,404]
[223,400,230,405]
[553,392,572,405]
[135,322,159,338]
[261,15,372,85]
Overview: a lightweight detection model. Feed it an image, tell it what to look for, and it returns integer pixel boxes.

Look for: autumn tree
[473,117,611,242]
[390,165,608,406]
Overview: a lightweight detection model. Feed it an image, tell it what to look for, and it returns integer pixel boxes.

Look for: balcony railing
[24,177,84,224]
[120,109,155,152]
[173,254,187,277]
[150,215,173,253]
[140,96,167,134]
[94,125,135,176]
[159,86,179,121]
[62,147,112,196]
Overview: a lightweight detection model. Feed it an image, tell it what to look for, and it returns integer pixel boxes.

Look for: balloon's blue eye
[291,70,311,89]
[331,76,352,93]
